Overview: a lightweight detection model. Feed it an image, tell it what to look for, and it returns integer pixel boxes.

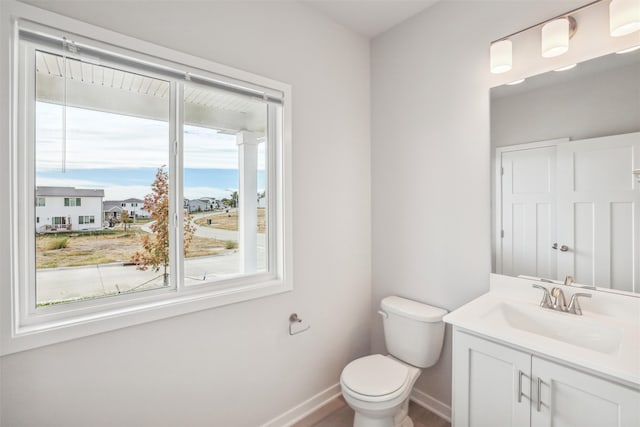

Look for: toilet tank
[380,296,448,368]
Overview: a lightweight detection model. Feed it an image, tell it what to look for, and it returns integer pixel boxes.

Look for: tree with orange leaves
[132,166,195,285]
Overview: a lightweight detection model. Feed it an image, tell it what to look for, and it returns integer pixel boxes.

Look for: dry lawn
[195,208,266,233]
[36,228,232,269]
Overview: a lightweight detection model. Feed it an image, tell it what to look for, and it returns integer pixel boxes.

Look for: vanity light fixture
[541,17,577,58]
[490,39,512,74]
[554,63,577,71]
[610,0,640,37]
[489,1,603,75]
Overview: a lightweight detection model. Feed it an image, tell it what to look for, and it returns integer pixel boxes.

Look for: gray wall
[370,0,589,407]
[492,61,640,147]
[0,1,371,425]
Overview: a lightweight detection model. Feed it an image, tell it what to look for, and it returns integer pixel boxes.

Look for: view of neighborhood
[33,50,269,307]
[35,183,267,307]
[35,185,257,233]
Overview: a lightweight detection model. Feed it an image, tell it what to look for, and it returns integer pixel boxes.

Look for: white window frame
[1,2,293,355]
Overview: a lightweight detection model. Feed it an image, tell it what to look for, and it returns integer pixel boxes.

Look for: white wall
[0,1,371,426]
[370,0,591,409]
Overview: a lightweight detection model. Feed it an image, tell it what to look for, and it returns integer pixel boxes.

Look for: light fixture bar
[489,0,600,44]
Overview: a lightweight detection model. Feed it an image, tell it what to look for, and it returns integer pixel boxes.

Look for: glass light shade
[490,39,512,74]
[610,0,640,37]
[542,18,570,58]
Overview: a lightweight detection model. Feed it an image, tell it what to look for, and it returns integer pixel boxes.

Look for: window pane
[34,50,171,306]
[182,83,269,284]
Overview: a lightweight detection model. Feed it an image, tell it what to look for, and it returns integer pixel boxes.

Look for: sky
[36,102,266,201]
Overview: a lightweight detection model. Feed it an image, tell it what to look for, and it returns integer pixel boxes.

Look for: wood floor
[292,396,451,427]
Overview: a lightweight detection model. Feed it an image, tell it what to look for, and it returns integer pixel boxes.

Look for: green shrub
[224,240,238,250]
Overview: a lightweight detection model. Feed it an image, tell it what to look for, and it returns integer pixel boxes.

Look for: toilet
[340,296,447,427]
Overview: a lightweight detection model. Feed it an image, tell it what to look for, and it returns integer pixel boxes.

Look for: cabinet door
[531,357,640,427]
[453,331,531,427]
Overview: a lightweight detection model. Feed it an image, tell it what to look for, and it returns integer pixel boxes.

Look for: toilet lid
[341,354,409,397]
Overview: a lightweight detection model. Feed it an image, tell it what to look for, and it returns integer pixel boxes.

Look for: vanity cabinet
[452,329,640,427]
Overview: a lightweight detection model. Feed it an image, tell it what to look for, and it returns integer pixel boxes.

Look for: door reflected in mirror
[491,51,640,294]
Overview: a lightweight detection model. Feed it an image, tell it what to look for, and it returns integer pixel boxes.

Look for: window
[6,15,292,353]
[35,197,45,206]
[79,216,95,225]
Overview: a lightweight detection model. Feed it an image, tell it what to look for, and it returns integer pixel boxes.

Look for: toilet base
[352,399,413,427]
[394,399,413,427]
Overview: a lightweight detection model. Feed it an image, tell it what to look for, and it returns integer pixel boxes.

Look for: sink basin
[484,302,623,354]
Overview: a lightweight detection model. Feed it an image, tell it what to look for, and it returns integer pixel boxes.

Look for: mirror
[491,49,640,294]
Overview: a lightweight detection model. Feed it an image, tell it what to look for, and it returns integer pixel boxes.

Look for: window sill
[2,278,292,356]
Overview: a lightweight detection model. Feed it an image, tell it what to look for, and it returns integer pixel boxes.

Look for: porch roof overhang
[35,50,267,135]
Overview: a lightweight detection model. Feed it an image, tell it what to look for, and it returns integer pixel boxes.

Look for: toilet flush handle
[377,310,388,319]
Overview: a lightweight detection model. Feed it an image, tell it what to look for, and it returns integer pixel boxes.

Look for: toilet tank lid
[381,296,448,322]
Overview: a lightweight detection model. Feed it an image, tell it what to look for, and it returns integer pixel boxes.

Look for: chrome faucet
[532,284,591,315]
[567,292,592,315]
[532,284,553,309]
[551,287,567,311]
[563,275,597,290]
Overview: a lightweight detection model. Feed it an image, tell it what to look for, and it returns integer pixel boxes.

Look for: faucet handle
[567,292,592,315]
[551,287,567,311]
[532,284,553,309]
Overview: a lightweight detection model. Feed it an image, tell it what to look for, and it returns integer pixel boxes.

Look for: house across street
[36,186,104,232]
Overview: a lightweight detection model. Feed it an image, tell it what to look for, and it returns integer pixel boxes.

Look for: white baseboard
[261,383,342,427]
[261,383,451,427]
[410,388,451,422]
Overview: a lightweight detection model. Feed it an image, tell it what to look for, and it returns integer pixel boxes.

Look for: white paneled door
[556,133,640,292]
[498,132,640,292]
[500,144,557,280]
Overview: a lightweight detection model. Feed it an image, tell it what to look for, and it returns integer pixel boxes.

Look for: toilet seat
[341,355,411,402]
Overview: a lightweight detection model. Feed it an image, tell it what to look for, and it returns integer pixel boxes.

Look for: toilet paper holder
[289,313,310,335]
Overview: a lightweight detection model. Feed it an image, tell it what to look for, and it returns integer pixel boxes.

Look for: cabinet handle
[517,371,530,403]
[518,370,524,402]
[536,377,543,412]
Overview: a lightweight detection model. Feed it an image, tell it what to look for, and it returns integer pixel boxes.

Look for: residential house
[36,186,104,232]
[103,198,149,221]
[198,197,221,211]
[185,198,210,213]
[102,201,123,221]
[120,198,149,218]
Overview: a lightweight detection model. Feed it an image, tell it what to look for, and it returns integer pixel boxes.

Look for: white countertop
[443,274,640,388]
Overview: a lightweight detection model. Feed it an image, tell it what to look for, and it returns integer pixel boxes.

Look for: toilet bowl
[340,354,421,427]
[340,296,447,427]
